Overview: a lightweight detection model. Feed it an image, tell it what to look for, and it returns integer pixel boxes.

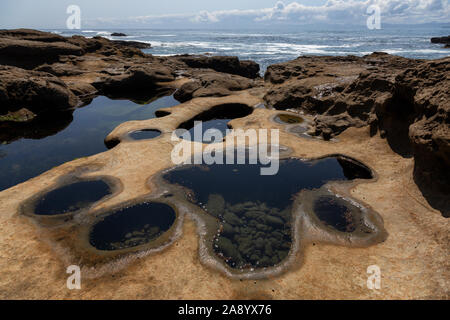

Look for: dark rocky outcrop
[0,29,67,42]
[0,30,258,110]
[431,36,450,49]
[111,33,127,37]
[174,72,255,102]
[111,40,151,50]
[0,29,150,69]
[264,53,449,216]
[92,64,175,97]
[397,59,450,217]
[0,37,84,68]
[176,55,260,79]
[0,65,79,115]
[431,36,450,44]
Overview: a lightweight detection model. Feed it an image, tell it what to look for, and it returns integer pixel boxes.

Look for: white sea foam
[96,31,112,36]
[383,48,450,54]
[67,29,449,64]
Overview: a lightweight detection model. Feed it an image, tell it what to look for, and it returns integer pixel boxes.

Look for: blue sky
[0,0,448,29]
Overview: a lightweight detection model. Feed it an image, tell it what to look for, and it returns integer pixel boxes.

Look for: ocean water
[54,25,450,72]
[0,94,177,191]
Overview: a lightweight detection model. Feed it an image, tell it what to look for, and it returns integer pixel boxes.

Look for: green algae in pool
[34,180,112,216]
[0,94,177,191]
[313,196,356,233]
[177,104,253,144]
[130,129,162,141]
[162,154,373,269]
[89,202,176,251]
[274,114,304,125]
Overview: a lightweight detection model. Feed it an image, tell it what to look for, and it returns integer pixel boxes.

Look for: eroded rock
[176,55,260,79]
[264,53,449,216]
[174,72,255,102]
[0,65,79,115]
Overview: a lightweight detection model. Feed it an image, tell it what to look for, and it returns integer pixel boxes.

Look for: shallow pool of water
[162,154,372,269]
[274,114,304,125]
[0,94,177,191]
[179,119,232,143]
[130,129,162,141]
[89,202,177,251]
[313,196,356,233]
[34,180,112,216]
[177,104,253,144]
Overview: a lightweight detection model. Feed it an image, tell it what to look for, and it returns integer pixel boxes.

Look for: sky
[0,0,448,29]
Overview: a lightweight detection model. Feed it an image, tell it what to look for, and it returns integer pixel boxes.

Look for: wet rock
[212,200,294,269]
[111,33,127,37]
[278,251,288,261]
[64,81,97,102]
[176,55,260,79]
[227,203,247,214]
[223,211,242,226]
[92,65,175,96]
[112,40,151,50]
[430,36,450,44]
[263,215,285,227]
[216,237,241,262]
[222,223,235,237]
[206,194,225,218]
[0,31,83,68]
[174,72,254,102]
[259,256,272,267]
[265,242,274,255]
[255,237,265,250]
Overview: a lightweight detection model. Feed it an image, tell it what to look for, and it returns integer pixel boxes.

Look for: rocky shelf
[0,29,448,299]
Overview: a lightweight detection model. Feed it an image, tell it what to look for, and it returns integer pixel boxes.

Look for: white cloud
[85,0,450,27]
